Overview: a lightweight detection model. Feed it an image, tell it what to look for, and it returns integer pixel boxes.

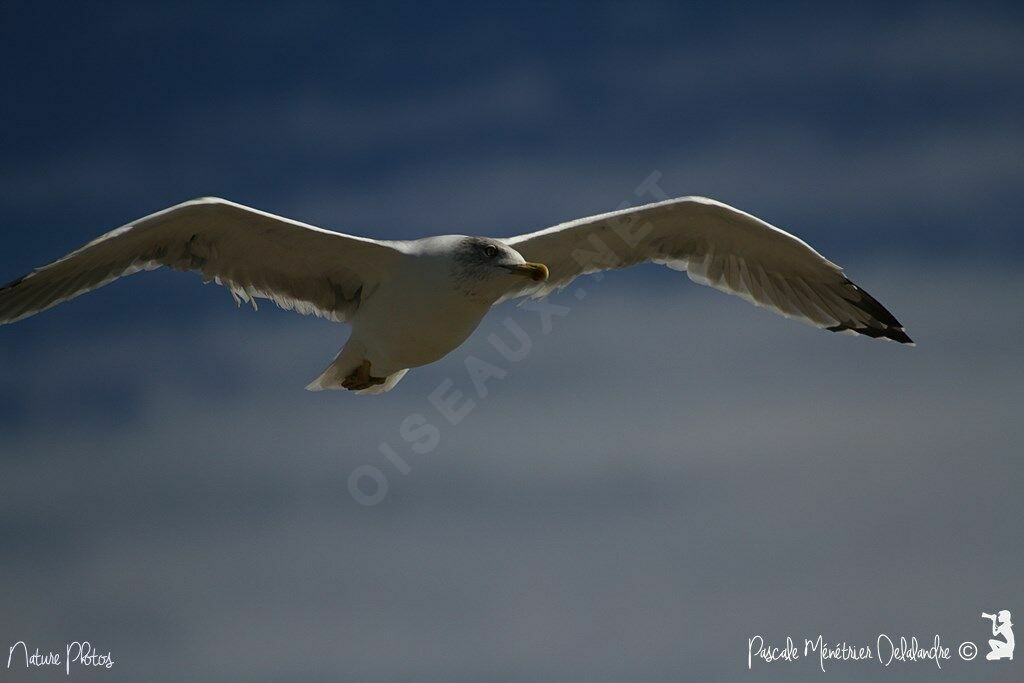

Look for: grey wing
[502,196,912,344]
[0,197,404,325]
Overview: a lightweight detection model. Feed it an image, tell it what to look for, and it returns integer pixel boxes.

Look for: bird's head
[450,237,549,300]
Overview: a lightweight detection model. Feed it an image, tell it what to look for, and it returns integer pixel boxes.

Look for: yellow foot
[341,360,387,391]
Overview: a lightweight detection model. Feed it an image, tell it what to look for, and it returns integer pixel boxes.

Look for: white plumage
[0,196,912,393]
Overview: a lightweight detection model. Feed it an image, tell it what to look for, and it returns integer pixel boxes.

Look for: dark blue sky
[2,1,1022,283]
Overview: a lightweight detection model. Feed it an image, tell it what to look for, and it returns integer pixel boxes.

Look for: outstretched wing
[502,196,912,344]
[0,197,404,325]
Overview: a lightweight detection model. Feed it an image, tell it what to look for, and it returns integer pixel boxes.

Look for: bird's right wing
[0,197,404,324]
[503,196,912,344]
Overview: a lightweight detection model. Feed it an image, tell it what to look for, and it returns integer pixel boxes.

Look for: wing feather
[0,198,403,325]
[502,196,912,344]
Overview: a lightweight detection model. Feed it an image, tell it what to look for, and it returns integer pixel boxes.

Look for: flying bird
[0,196,912,393]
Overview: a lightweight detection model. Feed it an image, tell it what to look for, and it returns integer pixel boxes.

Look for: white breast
[347,249,491,375]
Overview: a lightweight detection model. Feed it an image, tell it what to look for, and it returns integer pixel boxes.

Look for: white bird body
[0,196,912,394]
[312,239,497,391]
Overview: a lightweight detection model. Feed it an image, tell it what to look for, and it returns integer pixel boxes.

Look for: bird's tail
[304,349,409,394]
[353,369,409,395]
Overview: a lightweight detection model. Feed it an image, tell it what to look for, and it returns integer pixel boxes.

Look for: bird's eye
[482,245,499,259]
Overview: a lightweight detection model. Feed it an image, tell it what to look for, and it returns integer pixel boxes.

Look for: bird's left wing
[0,197,404,325]
[502,196,912,344]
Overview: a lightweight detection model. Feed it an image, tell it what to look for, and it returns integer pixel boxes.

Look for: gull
[0,196,912,393]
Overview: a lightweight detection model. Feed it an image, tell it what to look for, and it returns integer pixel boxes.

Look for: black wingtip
[889,328,915,345]
[826,278,914,345]
[827,323,914,345]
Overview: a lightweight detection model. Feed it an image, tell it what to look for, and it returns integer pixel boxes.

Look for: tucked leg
[341,360,387,391]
